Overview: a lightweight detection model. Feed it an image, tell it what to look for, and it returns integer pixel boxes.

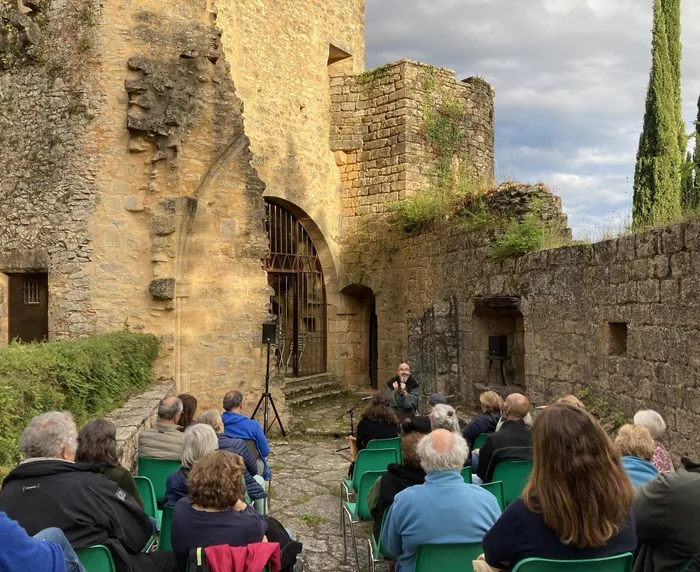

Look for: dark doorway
[8,273,48,343]
[369,301,378,389]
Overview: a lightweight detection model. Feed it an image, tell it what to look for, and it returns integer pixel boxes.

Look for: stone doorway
[8,273,49,343]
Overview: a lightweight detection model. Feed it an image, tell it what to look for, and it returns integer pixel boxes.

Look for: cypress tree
[633,0,683,227]
[681,152,695,209]
[662,0,685,157]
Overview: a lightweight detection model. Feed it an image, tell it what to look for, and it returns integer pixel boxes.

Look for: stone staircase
[282,372,347,408]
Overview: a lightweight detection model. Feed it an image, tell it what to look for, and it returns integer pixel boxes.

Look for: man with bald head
[386,362,421,421]
[476,393,532,483]
[138,396,185,460]
[382,429,500,572]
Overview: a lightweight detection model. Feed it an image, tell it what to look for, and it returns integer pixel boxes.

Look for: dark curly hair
[75,418,119,466]
[400,431,423,470]
[177,393,198,432]
[189,450,245,509]
[361,392,400,426]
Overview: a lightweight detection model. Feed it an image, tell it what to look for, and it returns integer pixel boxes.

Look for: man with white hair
[138,396,185,460]
[381,429,501,572]
[0,411,177,572]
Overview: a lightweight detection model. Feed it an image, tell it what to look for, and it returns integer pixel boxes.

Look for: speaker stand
[487,356,509,385]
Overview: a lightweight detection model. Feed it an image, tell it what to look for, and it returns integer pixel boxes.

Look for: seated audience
[556,394,585,408]
[222,390,270,479]
[462,390,504,448]
[138,396,185,461]
[386,362,420,421]
[355,392,401,451]
[477,393,532,483]
[165,424,219,507]
[616,424,659,487]
[403,393,446,434]
[634,456,700,572]
[76,418,143,508]
[495,386,533,431]
[429,403,461,433]
[382,429,500,572]
[369,432,425,541]
[197,410,267,502]
[1,510,86,572]
[483,403,636,569]
[0,411,176,572]
[177,394,198,432]
[171,450,268,572]
[634,409,674,472]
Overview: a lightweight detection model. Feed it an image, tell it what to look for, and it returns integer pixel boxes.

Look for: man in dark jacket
[476,393,532,483]
[634,457,700,572]
[0,411,176,572]
[386,362,421,421]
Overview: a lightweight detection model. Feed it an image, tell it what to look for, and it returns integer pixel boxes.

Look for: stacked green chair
[75,545,117,572]
[511,553,633,571]
[473,433,489,450]
[414,542,484,572]
[491,459,533,506]
[367,509,395,572]
[366,437,402,463]
[134,475,161,533]
[341,470,385,571]
[136,457,181,507]
[158,505,174,552]
[479,480,506,511]
[461,466,473,483]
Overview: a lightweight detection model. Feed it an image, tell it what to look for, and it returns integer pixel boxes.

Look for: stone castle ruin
[1,0,699,454]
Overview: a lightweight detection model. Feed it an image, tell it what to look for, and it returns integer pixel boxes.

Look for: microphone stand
[335,399,367,453]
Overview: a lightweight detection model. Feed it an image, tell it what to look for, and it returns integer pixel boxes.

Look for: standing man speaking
[386,362,420,422]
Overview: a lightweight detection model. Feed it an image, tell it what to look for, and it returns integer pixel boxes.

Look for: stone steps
[286,388,347,408]
[282,372,347,408]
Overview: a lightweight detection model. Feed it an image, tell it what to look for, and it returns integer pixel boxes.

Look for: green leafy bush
[0,332,160,475]
[490,213,547,260]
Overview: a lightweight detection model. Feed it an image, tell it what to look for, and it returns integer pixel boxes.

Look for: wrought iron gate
[264,202,326,377]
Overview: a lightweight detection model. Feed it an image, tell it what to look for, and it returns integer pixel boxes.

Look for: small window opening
[328,44,353,76]
[23,281,42,305]
[608,323,628,357]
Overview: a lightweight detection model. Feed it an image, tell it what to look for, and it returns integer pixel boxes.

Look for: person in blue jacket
[221,390,270,480]
[0,511,86,572]
[615,424,659,487]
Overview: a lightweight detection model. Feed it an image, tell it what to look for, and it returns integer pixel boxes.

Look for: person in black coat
[386,363,421,421]
[0,411,176,572]
[462,391,504,448]
[349,393,400,477]
[403,393,447,434]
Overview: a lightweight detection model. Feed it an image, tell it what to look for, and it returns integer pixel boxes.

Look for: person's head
[556,395,585,409]
[523,403,634,548]
[75,418,119,466]
[428,393,447,408]
[158,396,183,425]
[504,393,530,420]
[397,362,411,380]
[197,409,224,434]
[20,411,78,462]
[615,424,655,461]
[188,450,245,509]
[362,392,399,425]
[223,390,244,413]
[633,410,666,440]
[479,391,504,413]
[429,404,460,433]
[417,429,469,473]
[401,431,424,471]
[177,394,198,431]
[181,424,219,470]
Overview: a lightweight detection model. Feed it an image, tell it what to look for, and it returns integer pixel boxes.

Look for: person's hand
[400,381,407,395]
[392,381,399,391]
[473,449,480,455]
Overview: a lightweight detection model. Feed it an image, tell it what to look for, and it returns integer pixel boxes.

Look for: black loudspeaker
[488,335,508,358]
[262,323,277,344]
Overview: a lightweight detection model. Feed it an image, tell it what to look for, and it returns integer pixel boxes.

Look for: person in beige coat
[138,396,185,460]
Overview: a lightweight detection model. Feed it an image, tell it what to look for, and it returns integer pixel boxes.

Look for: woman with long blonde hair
[483,403,637,569]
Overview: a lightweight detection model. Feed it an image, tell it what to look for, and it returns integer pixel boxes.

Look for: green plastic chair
[342,470,385,571]
[479,480,506,511]
[367,437,402,463]
[158,505,174,552]
[511,552,633,572]
[137,457,181,507]
[491,459,533,506]
[134,475,161,531]
[367,509,395,572]
[473,433,489,449]
[461,466,473,483]
[76,545,117,572]
[414,542,484,572]
[341,448,398,500]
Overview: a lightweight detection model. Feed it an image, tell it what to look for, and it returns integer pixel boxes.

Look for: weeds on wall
[577,388,628,431]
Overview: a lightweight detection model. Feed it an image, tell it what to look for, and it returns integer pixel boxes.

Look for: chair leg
[367,538,375,572]
[341,503,347,562]
[348,520,360,572]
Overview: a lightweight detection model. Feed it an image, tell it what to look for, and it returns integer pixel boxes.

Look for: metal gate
[8,273,49,343]
[264,202,326,377]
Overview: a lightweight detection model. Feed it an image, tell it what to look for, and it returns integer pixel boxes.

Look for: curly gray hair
[429,404,460,433]
[417,430,469,473]
[20,411,78,459]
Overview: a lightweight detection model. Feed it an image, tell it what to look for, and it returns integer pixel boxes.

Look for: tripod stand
[252,340,286,437]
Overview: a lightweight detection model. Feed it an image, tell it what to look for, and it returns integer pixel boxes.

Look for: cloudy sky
[366,0,700,238]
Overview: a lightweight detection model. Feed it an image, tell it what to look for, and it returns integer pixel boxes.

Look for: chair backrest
[511,553,634,572]
[355,470,385,520]
[479,480,505,511]
[460,466,473,483]
[159,505,174,552]
[491,460,533,506]
[473,433,488,449]
[133,475,158,520]
[374,508,395,559]
[366,437,402,463]
[242,438,261,461]
[137,457,181,505]
[352,448,398,490]
[76,544,117,572]
[415,543,484,572]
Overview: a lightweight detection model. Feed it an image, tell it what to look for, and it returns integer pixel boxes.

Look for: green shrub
[490,213,547,260]
[0,331,160,475]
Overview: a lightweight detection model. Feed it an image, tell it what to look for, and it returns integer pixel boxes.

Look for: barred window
[23,281,42,305]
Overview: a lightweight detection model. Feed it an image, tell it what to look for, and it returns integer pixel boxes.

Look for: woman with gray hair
[429,404,461,433]
[634,409,674,472]
[164,424,218,507]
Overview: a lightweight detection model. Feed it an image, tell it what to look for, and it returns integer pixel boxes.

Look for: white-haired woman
[634,409,674,472]
[164,424,218,507]
[429,404,461,433]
